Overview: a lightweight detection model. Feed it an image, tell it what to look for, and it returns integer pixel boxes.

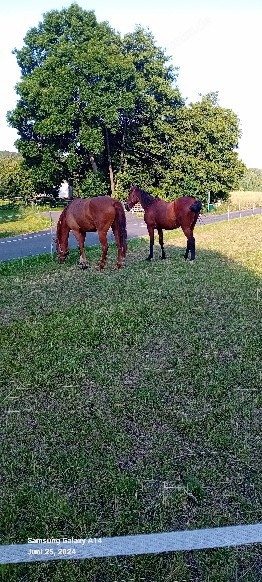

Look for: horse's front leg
[72,230,88,269]
[98,231,109,269]
[146,225,154,261]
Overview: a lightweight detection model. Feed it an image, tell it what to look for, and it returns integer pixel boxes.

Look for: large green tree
[8,4,137,197]
[8,5,244,203]
[157,93,245,204]
[112,26,184,197]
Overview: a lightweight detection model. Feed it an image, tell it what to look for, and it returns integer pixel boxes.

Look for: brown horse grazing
[55,196,127,270]
[125,186,202,261]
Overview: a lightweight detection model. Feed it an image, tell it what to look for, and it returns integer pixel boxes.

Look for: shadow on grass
[0,238,261,581]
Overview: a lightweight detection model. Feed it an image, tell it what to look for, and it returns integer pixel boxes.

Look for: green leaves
[166,94,245,204]
[0,156,35,201]
[8,5,244,202]
[8,4,138,196]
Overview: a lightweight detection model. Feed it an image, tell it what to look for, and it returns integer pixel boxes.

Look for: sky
[1,0,262,168]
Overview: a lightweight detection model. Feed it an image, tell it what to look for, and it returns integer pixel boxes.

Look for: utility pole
[69,183,73,200]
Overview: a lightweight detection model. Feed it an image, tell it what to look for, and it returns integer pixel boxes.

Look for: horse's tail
[112,201,127,257]
[190,199,202,213]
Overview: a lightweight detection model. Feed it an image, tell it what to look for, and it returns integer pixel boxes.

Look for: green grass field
[0,203,50,238]
[1,216,261,581]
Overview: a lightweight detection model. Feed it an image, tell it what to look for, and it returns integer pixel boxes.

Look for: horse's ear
[53,238,57,242]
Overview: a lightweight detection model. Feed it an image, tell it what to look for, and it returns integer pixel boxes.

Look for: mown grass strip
[0,204,50,238]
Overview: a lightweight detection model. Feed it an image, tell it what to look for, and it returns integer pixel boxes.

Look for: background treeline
[2,4,261,205]
[238,168,262,191]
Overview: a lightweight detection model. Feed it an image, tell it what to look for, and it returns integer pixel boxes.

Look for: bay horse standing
[125,186,202,261]
[55,196,127,270]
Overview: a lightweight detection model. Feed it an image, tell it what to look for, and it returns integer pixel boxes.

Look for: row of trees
[6,4,246,204]
[1,152,261,203]
[239,168,262,191]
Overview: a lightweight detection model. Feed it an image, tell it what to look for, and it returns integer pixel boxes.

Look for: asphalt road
[0,207,261,262]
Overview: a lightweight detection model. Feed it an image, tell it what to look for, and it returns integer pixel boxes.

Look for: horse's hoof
[161,255,166,260]
[78,263,88,270]
[145,257,152,262]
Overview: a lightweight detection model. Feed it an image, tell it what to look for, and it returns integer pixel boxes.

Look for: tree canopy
[7,3,245,205]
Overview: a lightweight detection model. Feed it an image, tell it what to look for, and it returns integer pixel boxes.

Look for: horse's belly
[69,213,96,232]
[156,219,178,230]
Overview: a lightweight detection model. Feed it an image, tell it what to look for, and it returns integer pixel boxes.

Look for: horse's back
[174,196,200,217]
[65,196,116,231]
[145,198,176,229]
[145,196,200,230]
[174,196,201,228]
[67,196,112,213]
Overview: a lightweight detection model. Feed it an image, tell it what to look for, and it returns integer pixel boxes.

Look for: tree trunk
[105,127,114,197]
[89,153,98,173]
[120,120,126,172]
[68,181,73,199]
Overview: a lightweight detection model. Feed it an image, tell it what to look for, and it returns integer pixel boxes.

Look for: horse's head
[54,237,69,263]
[125,185,140,211]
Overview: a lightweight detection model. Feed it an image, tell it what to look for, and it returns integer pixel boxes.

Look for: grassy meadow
[0,216,261,581]
[0,203,50,238]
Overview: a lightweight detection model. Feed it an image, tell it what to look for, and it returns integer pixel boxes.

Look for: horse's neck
[137,192,144,208]
[58,212,69,245]
[137,190,148,209]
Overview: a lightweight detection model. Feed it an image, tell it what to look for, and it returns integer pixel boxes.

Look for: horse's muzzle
[57,250,69,263]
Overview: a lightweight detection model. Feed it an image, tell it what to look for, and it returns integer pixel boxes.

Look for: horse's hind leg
[111,224,123,269]
[157,228,166,259]
[181,226,195,261]
[72,230,88,269]
[97,230,109,269]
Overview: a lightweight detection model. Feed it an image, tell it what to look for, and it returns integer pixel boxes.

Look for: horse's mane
[56,205,68,240]
[137,187,156,207]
